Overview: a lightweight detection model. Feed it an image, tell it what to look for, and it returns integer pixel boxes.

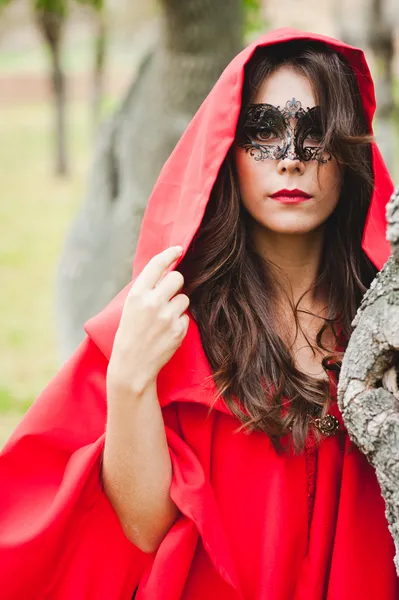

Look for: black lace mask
[236,98,332,164]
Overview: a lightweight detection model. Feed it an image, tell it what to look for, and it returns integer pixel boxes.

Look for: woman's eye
[253,129,280,143]
[303,133,322,147]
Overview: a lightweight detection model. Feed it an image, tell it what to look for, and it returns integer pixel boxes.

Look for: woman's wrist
[108,374,158,404]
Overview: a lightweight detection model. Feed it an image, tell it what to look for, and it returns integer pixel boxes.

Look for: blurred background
[1,0,398,447]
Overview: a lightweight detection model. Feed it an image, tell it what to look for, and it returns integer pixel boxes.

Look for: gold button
[311,414,340,436]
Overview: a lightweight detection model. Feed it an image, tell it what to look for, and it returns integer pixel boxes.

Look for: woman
[0,28,397,599]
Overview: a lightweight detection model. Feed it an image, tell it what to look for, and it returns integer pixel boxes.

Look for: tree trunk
[52,43,67,176]
[35,8,67,176]
[338,186,399,575]
[56,0,243,358]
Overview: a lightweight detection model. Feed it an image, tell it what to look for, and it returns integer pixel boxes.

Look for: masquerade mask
[236,98,332,164]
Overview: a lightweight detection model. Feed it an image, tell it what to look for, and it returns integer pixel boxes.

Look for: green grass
[0,101,90,417]
[0,36,92,74]
[0,33,139,75]
[0,386,33,414]
[0,13,139,448]
[0,20,135,448]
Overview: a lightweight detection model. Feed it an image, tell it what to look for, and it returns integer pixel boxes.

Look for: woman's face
[234,66,342,236]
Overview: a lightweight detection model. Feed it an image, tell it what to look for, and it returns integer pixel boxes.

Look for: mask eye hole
[302,131,323,147]
[296,107,325,150]
[238,104,286,143]
[247,128,283,146]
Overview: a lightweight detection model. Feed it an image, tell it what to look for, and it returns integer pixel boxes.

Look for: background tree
[34,1,67,174]
[36,0,105,175]
[0,0,105,175]
[366,0,397,172]
[335,0,398,171]
[56,0,245,358]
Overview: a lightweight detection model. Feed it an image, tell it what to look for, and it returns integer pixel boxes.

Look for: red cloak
[0,28,397,600]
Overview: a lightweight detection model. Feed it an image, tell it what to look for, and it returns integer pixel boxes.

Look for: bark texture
[56,0,243,358]
[338,186,399,574]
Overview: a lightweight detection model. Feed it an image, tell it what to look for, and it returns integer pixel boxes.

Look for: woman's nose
[276,156,305,175]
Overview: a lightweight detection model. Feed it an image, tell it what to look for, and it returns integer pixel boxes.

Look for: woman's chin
[255,216,324,236]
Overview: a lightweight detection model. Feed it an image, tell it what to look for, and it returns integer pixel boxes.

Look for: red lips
[270,188,311,198]
[270,188,312,204]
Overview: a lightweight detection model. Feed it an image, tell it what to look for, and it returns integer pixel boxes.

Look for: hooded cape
[0,28,397,600]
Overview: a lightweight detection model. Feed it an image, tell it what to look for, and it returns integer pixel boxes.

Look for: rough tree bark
[338,186,399,575]
[56,0,243,358]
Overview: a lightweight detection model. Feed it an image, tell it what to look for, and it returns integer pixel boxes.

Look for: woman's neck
[250,222,335,370]
[251,222,326,310]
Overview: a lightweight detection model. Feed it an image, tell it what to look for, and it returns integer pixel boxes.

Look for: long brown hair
[178,40,377,453]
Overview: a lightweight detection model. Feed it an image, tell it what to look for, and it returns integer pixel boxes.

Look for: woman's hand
[107,246,190,398]
[103,247,186,551]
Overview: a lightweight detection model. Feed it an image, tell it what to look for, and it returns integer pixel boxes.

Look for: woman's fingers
[168,293,190,316]
[155,271,185,301]
[180,313,190,337]
[133,246,183,293]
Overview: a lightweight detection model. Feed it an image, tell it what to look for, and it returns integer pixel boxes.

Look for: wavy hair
[178,41,377,453]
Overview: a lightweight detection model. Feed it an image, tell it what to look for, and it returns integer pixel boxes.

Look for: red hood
[86,27,394,358]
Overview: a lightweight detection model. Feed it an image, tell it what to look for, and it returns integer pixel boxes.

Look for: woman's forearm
[102,382,180,553]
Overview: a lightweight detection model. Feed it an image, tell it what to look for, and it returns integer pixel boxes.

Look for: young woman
[0,28,397,600]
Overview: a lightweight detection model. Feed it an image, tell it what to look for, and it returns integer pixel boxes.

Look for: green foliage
[34,0,103,11]
[242,0,268,39]
[78,0,103,10]
[242,0,261,11]
[0,0,103,15]
[35,0,67,17]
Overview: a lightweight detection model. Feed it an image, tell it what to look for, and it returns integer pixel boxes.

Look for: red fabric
[0,28,397,599]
